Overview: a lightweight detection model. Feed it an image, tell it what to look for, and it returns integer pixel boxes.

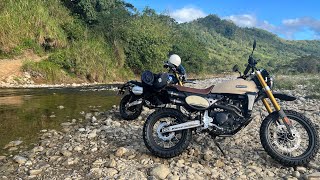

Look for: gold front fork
[175,72,183,86]
[262,98,272,113]
[255,71,292,126]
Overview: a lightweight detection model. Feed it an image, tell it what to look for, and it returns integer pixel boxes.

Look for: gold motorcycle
[142,40,319,166]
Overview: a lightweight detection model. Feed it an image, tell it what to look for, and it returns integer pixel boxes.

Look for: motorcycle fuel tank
[211,79,258,94]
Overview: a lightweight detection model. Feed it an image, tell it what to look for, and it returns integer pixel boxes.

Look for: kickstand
[211,134,226,157]
[214,140,226,157]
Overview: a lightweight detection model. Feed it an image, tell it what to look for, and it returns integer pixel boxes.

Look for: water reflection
[0,86,120,155]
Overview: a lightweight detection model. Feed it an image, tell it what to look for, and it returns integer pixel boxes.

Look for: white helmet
[168,54,181,67]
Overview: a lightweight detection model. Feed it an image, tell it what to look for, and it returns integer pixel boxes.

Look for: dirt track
[0,51,45,81]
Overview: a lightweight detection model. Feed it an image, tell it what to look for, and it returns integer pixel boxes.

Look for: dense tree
[122,10,173,73]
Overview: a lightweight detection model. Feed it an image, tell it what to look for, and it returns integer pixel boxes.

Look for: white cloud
[282,17,320,32]
[170,7,206,23]
[225,14,320,39]
[224,14,257,27]
[224,14,277,32]
[169,7,320,40]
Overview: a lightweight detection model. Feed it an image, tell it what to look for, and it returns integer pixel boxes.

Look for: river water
[0,85,121,155]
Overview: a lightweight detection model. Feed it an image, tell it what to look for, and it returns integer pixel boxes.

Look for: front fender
[255,92,296,102]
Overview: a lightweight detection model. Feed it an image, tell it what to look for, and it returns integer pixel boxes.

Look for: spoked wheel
[260,110,319,166]
[143,108,192,158]
[119,94,143,120]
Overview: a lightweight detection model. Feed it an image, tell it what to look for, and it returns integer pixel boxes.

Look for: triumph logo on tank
[236,85,247,88]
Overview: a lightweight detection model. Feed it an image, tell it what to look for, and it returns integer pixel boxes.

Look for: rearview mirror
[232,65,239,72]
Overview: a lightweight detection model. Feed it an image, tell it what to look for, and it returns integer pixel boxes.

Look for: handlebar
[243,55,259,76]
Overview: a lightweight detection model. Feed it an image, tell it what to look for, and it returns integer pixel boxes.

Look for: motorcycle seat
[171,85,214,95]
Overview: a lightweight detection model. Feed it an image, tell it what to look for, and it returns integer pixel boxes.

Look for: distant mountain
[180,15,320,73]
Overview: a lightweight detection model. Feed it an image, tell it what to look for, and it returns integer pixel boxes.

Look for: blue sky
[126,0,320,40]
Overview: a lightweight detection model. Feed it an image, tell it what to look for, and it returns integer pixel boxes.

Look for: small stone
[61,122,73,126]
[105,168,118,177]
[91,116,97,123]
[203,150,212,161]
[107,159,116,168]
[50,114,56,118]
[90,168,102,177]
[66,158,78,165]
[91,147,98,152]
[29,169,42,176]
[32,146,44,153]
[74,145,83,152]
[13,155,27,164]
[92,159,105,167]
[85,113,92,120]
[57,105,64,109]
[113,121,121,127]
[214,159,225,168]
[49,156,60,162]
[87,130,97,139]
[0,156,6,161]
[8,147,18,151]
[78,128,86,132]
[296,166,307,173]
[292,171,300,178]
[304,172,320,180]
[25,160,33,166]
[61,150,72,157]
[4,140,23,149]
[308,162,320,170]
[284,176,298,180]
[168,174,179,180]
[115,147,128,157]
[150,164,170,180]
[266,171,275,177]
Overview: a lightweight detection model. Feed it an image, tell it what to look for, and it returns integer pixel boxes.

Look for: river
[0,85,121,155]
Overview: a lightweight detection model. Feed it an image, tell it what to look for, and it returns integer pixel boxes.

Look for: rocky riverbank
[0,72,126,89]
[0,78,319,179]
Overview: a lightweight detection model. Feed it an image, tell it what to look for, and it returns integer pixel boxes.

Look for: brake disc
[157,122,175,141]
[272,125,301,153]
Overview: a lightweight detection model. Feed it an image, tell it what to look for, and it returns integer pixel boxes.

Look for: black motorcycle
[118,62,187,120]
[143,40,319,166]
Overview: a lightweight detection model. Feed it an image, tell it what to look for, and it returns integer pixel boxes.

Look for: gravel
[0,77,319,179]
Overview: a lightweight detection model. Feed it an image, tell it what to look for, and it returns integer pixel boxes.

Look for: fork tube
[175,72,183,86]
[255,71,292,127]
[262,98,272,113]
[255,71,280,111]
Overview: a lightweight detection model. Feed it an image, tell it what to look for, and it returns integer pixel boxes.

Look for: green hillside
[0,0,319,83]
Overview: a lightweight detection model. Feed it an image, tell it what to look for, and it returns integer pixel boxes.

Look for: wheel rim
[266,115,311,158]
[151,116,184,150]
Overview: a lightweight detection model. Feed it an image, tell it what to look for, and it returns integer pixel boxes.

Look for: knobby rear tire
[143,108,192,158]
[119,94,143,120]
